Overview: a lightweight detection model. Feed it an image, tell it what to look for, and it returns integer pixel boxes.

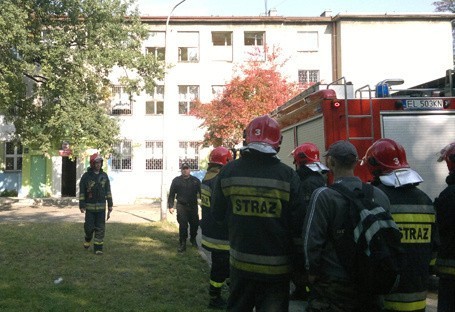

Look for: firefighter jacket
[294,166,326,253]
[211,150,303,281]
[79,168,113,211]
[168,174,201,209]
[200,166,229,253]
[375,182,437,312]
[434,173,455,280]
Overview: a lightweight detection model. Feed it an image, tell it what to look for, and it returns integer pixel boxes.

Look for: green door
[29,155,46,198]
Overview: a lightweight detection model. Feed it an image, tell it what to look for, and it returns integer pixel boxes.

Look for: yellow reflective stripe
[230,257,291,275]
[437,266,455,276]
[221,177,290,192]
[201,187,211,207]
[430,258,436,266]
[392,213,435,223]
[210,280,224,288]
[398,224,431,243]
[391,204,434,214]
[231,195,283,218]
[223,186,290,201]
[201,236,230,251]
[231,248,289,265]
[383,299,426,311]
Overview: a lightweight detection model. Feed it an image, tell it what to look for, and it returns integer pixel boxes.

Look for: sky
[136,0,438,17]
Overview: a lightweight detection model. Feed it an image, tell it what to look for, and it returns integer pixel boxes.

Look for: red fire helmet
[209,147,233,166]
[89,153,103,168]
[291,143,321,166]
[438,142,455,173]
[244,115,282,152]
[362,138,410,176]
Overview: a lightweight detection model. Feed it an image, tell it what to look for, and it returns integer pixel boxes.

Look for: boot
[208,295,227,310]
[178,240,186,252]
[190,237,198,248]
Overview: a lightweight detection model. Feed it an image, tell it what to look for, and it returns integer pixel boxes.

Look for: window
[111,86,132,115]
[145,141,163,170]
[5,142,22,171]
[112,140,132,170]
[146,47,165,61]
[298,70,320,84]
[177,31,199,62]
[179,141,200,170]
[146,86,164,115]
[145,31,165,60]
[212,32,232,46]
[297,31,319,52]
[244,32,265,46]
[178,85,199,115]
[211,85,225,99]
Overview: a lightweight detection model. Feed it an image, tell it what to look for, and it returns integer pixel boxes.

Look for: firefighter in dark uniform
[362,138,438,312]
[200,146,233,310]
[79,153,113,255]
[211,115,304,312]
[289,143,328,301]
[168,162,201,252]
[435,141,455,312]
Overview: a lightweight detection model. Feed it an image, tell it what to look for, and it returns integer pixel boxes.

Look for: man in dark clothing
[303,140,390,312]
[79,153,113,255]
[289,142,328,301]
[435,141,455,312]
[211,115,304,312]
[200,146,233,310]
[362,138,437,312]
[168,162,201,252]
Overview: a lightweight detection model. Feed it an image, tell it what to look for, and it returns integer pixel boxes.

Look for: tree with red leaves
[191,46,301,148]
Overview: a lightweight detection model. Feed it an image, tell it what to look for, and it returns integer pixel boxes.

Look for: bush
[0,189,18,197]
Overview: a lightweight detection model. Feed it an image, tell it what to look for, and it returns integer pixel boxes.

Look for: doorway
[61,157,76,197]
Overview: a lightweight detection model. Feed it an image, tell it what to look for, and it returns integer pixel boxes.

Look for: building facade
[2,12,454,204]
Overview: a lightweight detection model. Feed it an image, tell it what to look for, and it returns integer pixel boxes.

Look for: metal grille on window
[112,140,132,170]
[179,141,200,170]
[145,141,163,170]
[298,70,320,84]
[111,86,132,115]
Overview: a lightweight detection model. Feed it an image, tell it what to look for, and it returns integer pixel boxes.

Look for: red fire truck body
[271,71,455,200]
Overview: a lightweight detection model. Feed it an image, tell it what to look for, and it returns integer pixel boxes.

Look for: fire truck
[271,69,455,200]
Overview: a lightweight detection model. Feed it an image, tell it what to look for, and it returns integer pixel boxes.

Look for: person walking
[289,143,328,301]
[168,162,201,252]
[211,115,303,312]
[435,141,455,312]
[79,153,113,255]
[362,138,437,312]
[303,140,391,312]
[200,146,233,310]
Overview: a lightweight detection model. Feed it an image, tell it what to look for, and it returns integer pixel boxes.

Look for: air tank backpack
[329,182,404,295]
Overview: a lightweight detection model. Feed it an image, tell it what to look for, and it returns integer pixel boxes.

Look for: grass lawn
[0,221,220,311]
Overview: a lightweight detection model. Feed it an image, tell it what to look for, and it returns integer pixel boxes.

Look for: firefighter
[79,153,113,255]
[435,141,455,312]
[211,115,303,311]
[200,146,233,310]
[289,143,328,301]
[362,138,437,312]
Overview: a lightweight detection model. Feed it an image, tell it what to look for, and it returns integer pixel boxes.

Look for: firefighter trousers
[209,250,230,296]
[84,210,106,251]
[176,202,199,242]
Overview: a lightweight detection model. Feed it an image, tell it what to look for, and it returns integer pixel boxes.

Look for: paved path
[0,199,438,312]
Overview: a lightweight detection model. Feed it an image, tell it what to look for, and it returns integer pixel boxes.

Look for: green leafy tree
[433,0,455,12]
[0,0,165,157]
[191,46,300,148]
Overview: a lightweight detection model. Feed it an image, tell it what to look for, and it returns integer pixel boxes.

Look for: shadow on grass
[0,222,214,312]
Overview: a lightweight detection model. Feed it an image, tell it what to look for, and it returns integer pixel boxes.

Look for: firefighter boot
[178,240,186,252]
[94,243,103,255]
[208,285,226,310]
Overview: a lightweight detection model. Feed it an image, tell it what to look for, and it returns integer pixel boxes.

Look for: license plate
[403,99,444,110]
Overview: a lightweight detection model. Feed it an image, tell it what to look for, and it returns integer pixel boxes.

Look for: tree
[190,46,300,148]
[433,0,455,12]
[0,0,165,157]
